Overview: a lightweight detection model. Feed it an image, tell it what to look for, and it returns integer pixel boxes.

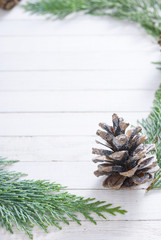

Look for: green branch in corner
[23,0,161,38]
[139,83,161,190]
[0,158,126,239]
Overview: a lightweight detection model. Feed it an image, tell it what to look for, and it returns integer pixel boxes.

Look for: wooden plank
[0,16,150,36]
[0,36,158,52]
[0,131,153,161]
[6,161,154,191]
[32,221,161,240]
[69,190,161,221]
[1,220,161,240]
[0,136,93,161]
[1,161,100,189]
[0,91,154,112]
[0,51,159,71]
[0,112,148,136]
[0,70,160,91]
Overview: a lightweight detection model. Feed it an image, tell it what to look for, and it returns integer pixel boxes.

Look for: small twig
[146,174,161,192]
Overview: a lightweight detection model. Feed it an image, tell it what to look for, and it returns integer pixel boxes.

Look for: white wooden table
[0,4,161,240]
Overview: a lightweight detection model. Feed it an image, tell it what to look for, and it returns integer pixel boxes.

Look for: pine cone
[92,114,159,189]
[0,0,19,10]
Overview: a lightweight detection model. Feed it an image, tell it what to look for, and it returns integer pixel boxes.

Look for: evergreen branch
[139,82,161,190]
[23,0,161,38]
[0,158,126,239]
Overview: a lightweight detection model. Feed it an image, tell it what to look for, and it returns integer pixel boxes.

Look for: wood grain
[0,112,148,135]
[0,91,154,112]
[0,15,150,35]
[0,36,158,52]
[1,221,161,240]
[3,134,160,163]
[0,51,159,71]
[0,70,160,91]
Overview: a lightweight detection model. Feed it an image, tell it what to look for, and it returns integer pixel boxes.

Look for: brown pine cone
[92,114,159,189]
[0,0,19,10]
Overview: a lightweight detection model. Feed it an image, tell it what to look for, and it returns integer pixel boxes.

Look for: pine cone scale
[103,173,126,189]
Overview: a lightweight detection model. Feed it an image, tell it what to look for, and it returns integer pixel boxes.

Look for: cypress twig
[23,0,161,39]
[0,158,126,239]
[139,83,161,190]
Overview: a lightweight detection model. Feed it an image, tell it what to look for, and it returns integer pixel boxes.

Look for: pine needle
[0,158,127,239]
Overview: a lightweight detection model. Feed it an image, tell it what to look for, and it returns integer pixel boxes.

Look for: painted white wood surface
[0,16,154,35]
[0,70,160,90]
[0,112,148,135]
[1,52,160,71]
[0,36,159,52]
[0,91,155,112]
[0,3,161,240]
[1,221,161,240]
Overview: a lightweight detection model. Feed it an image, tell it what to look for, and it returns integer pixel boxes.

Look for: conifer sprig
[0,158,126,239]
[139,83,161,190]
[23,0,161,38]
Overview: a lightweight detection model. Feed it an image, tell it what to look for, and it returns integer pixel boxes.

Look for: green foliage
[0,158,126,239]
[139,83,161,190]
[23,0,161,38]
